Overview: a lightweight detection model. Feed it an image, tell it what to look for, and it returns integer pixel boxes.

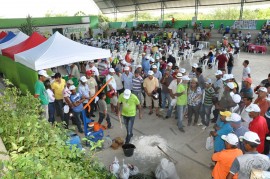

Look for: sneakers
[197,122,203,126]
[202,126,207,130]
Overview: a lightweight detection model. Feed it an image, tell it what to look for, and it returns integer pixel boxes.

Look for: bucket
[122,143,136,157]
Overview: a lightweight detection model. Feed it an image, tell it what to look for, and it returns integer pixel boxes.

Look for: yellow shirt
[86,77,97,97]
[143,77,159,93]
[51,79,66,100]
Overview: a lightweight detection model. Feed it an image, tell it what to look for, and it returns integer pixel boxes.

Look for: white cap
[176,73,183,79]
[150,58,155,63]
[124,66,130,71]
[205,78,212,84]
[215,70,222,76]
[156,56,160,60]
[67,79,74,85]
[245,103,261,113]
[240,131,260,144]
[136,64,142,68]
[38,70,49,78]
[227,82,235,89]
[63,105,70,113]
[69,85,76,90]
[222,51,227,54]
[182,75,190,81]
[109,68,115,73]
[259,87,267,93]
[226,113,241,122]
[228,74,234,79]
[221,133,239,145]
[148,70,154,76]
[192,63,198,68]
[152,65,157,69]
[123,89,131,99]
[180,68,186,73]
[80,76,87,83]
[167,62,173,67]
[168,51,172,55]
[232,94,241,103]
[222,74,230,81]
[159,48,163,51]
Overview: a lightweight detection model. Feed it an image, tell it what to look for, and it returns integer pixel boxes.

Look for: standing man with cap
[118,89,142,143]
[107,68,118,115]
[70,63,80,80]
[141,54,150,76]
[167,51,176,67]
[240,77,253,98]
[246,103,269,153]
[160,69,173,110]
[85,61,100,82]
[227,131,270,179]
[35,70,49,120]
[132,69,144,104]
[113,68,124,95]
[121,66,133,90]
[189,63,198,79]
[78,76,91,117]
[63,80,74,128]
[254,87,270,116]
[216,51,228,71]
[240,96,253,128]
[212,133,243,179]
[196,67,205,90]
[152,64,162,107]
[51,73,66,121]
[143,70,160,116]
[125,50,133,64]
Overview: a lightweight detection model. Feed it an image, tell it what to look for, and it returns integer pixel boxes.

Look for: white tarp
[15,31,111,71]
[0,32,29,54]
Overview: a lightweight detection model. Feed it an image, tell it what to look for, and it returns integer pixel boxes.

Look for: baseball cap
[80,76,87,83]
[176,73,183,79]
[221,133,239,145]
[136,64,142,68]
[222,74,230,81]
[86,70,93,76]
[227,82,235,89]
[244,78,252,84]
[152,65,157,69]
[245,103,261,113]
[232,94,241,104]
[228,74,234,79]
[226,113,241,122]
[67,79,74,85]
[150,58,155,63]
[259,87,267,93]
[180,68,186,73]
[124,66,130,71]
[148,70,154,76]
[156,56,160,60]
[220,111,232,117]
[123,89,131,99]
[38,70,49,78]
[109,68,115,73]
[167,62,173,67]
[89,61,95,63]
[69,85,76,91]
[168,51,172,55]
[115,68,120,72]
[215,70,222,76]
[182,75,190,81]
[205,78,212,84]
[192,63,198,68]
[240,131,261,144]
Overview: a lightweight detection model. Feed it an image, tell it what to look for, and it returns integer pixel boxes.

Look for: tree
[98,13,110,22]
[44,10,68,17]
[18,15,38,36]
[74,11,87,16]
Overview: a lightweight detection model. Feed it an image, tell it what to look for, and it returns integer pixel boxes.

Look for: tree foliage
[0,81,114,179]
[44,10,68,17]
[74,11,87,16]
[18,15,39,36]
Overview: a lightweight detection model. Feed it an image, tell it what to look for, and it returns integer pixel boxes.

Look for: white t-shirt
[46,89,55,103]
[113,74,123,90]
[78,84,90,103]
[63,87,71,103]
[241,104,253,128]
[106,74,117,91]
[242,66,251,80]
[85,65,99,76]
[168,79,181,95]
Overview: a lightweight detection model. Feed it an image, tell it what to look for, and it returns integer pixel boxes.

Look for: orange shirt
[125,53,132,63]
[254,98,270,117]
[212,148,243,179]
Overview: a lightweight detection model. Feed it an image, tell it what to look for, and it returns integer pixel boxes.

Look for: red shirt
[125,53,132,63]
[217,54,228,69]
[254,98,270,117]
[249,116,269,153]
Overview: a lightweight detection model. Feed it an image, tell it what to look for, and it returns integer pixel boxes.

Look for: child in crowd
[97,93,112,129]
[44,80,55,124]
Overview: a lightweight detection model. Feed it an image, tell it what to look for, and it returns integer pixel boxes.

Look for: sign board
[233,20,256,30]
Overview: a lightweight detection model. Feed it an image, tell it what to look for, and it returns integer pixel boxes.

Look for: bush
[0,81,115,178]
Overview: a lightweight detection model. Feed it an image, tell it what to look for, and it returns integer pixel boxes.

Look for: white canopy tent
[0,32,29,54]
[15,31,111,71]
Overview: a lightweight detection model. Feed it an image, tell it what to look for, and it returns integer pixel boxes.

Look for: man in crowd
[51,73,66,121]
[114,68,124,95]
[189,63,198,79]
[254,87,270,116]
[34,70,49,120]
[240,96,253,128]
[85,61,99,82]
[240,77,253,98]
[167,51,176,67]
[85,70,98,117]
[78,76,91,117]
[141,53,151,75]
[122,66,133,90]
[216,51,228,71]
[63,80,74,128]
[106,68,118,115]
[160,69,173,110]
[132,69,144,104]
[241,60,251,88]
[196,67,205,90]
[70,63,80,80]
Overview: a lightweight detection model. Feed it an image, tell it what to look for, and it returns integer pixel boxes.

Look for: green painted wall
[109,19,267,30]
[0,16,99,29]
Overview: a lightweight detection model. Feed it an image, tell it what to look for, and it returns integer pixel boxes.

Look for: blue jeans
[72,111,83,133]
[123,116,135,143]
[200,104,212,126]
[227,66,233,74]
[132,91,142,104]
[98,112,111,128]
[161,91,171,109]
[188,104,201,125]
[55,99,64,121]
[176,105,184,129]
[166,104,178,118]
[48,102,55,123]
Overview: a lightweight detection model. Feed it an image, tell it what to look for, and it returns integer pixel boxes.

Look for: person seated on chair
[199,53,208,66]
[223,26,230,36]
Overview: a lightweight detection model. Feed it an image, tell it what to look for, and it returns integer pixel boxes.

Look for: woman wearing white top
[45,80,55,124]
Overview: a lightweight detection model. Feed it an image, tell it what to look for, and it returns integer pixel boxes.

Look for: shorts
[145,94,159,108]
[111,95,118,106]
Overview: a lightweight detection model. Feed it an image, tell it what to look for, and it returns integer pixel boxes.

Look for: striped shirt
[98,62,108,75]
[132,76,143,92]
[203,87,215,106]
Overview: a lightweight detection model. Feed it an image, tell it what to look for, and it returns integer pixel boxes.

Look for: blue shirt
[141,58,150,75]
[214,123,233,152]
[70,92,84,112]
[225,26,230,33]
[121,72,133,90]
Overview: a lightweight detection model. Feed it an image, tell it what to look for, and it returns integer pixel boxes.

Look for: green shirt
[176,83,187,106]
[118,93,140,117]
[35,80,49,105]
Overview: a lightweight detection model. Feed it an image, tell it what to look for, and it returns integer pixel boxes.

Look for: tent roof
[0,32,29,54]
[0,31,7,39]
[0,31,16,44]
[2,32,47,60]
[15,31,111,71]
[94,0,270,14]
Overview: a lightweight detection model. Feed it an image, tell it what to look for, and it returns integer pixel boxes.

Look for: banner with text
[233,20,257,30]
